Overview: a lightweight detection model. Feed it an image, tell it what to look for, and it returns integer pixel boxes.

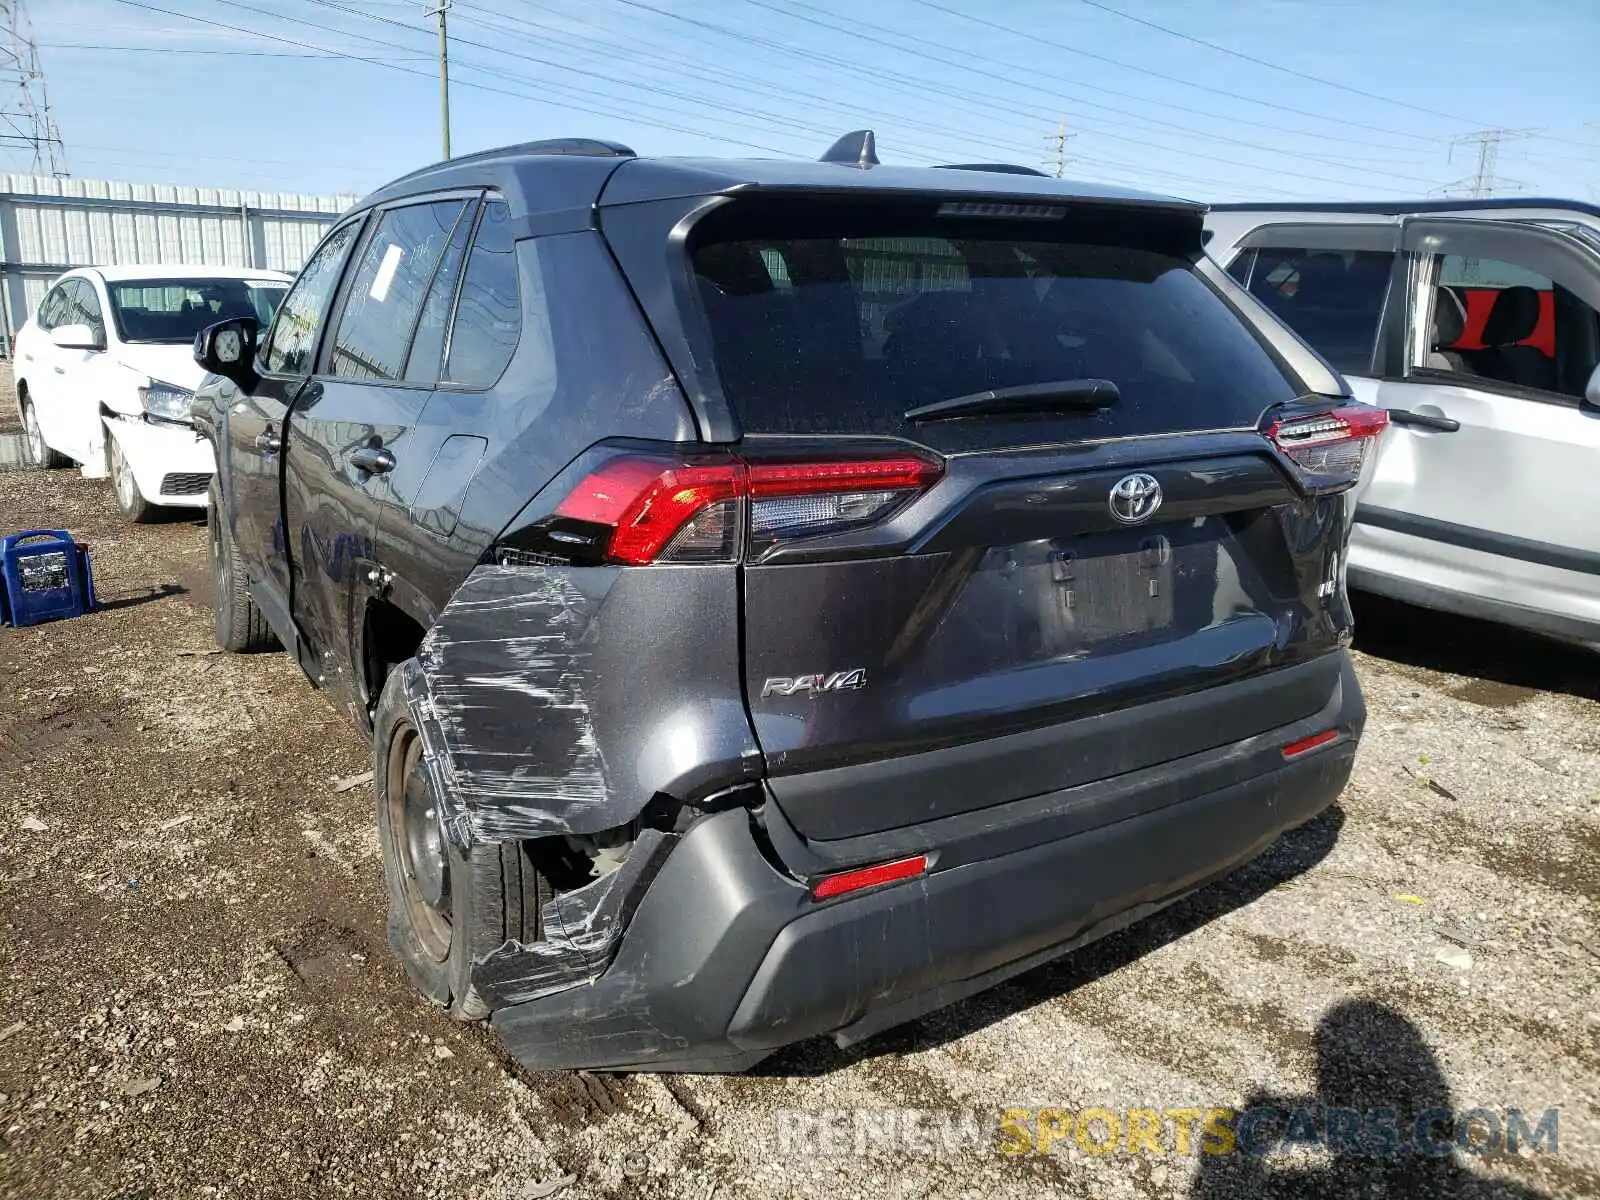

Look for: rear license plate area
[1050,531,1176,642]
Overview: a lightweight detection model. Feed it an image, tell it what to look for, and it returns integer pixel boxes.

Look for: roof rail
[935,163,1049,177]
[820,130,879,169]
[515,137,636,158]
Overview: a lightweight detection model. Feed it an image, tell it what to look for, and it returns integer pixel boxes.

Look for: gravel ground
[0,426,1595,1199]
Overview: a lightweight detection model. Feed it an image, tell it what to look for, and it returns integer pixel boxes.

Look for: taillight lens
[552,453,942,566]
[1267,404,1389,482]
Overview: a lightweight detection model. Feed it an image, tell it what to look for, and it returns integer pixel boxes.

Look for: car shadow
[96,582,188,611]
[752,804,1345,1077]
[1350,591,1599,704]
[1188,999,1553,1199]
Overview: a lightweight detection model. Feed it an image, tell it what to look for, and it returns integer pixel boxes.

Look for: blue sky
[20,0,1600,203]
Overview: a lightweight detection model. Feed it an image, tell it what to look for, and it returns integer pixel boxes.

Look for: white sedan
[14,265,290,521]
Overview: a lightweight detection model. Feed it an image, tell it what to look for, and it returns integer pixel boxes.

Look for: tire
[108,434,156,523]
[374,661,554,1021]
[208,480,277,652]
[20,397,67,469]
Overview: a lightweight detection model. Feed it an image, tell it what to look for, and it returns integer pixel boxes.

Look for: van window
[1229,246,1394,375]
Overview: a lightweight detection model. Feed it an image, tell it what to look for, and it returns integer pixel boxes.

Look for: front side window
[263,220,362,376]
[1417,251,1600,400]
[444,201,521,388]
[1229,245,1394,375]
[108,277,287,345]
[330,199,468,382]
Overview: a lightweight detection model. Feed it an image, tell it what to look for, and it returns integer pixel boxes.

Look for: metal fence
[0,173,358,355]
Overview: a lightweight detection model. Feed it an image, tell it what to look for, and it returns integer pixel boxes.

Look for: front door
[228,218,366,630]
[283,196,474,711]
[1358,218,1600,631]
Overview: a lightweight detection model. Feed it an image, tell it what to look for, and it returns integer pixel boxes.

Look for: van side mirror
[194,317,260,392]
[52,323,103,352]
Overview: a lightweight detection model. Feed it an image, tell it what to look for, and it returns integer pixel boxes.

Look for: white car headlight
[139,380,195,425]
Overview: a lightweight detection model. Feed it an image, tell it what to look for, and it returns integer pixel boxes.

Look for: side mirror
[1587,362,1600,410]
[52,323,103,352]
[194,316,260,392]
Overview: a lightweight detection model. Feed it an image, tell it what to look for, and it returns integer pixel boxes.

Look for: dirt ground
[0,418,1595,1199]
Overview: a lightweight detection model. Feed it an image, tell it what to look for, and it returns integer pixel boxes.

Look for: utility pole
[0,0,66,176]
[1045,116,1073,179]
[1442,128,1535,198]
[427,1,452,160]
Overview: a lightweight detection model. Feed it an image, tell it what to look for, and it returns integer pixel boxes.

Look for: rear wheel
[108,435,155,523]
[208,481,277,652]
[21,398,66,469]
[374,661,560,1020]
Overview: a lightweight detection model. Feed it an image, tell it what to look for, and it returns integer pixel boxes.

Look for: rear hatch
[606,188,1373,842]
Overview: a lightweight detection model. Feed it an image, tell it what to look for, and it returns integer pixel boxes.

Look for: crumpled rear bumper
[487,656,1363,1073]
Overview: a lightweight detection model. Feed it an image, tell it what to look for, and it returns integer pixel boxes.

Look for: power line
[908,0,1437,145]
[601,0,1422,194]
[1070,0,1474,125]
[41,41,428,58]
[106,0,816,158]
[731,0,1446,188]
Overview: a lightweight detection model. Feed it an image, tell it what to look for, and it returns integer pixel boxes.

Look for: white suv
[14,265,290,520]
[1206,200,1600,650]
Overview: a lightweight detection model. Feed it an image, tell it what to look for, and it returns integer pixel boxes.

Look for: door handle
[22,353,31,361]
[53,366,64,375]
[254,430,282,454]
[349,445,396,475]
[1388,409,1460,433]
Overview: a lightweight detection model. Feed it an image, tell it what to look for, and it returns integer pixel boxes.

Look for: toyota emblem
[1108,473,1163,525]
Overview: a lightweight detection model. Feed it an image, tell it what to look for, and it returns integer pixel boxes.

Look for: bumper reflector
[811,853,929,901]
[1282,729,1340,759]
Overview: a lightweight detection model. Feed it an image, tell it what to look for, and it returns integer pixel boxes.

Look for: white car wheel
[21,401,65,469]
[108,436,155,523]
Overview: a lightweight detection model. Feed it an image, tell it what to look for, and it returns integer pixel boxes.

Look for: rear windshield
[110,277,287,344]
[688,204,1297,444]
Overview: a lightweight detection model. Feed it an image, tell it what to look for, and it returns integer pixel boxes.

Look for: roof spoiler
[820,130,879,169]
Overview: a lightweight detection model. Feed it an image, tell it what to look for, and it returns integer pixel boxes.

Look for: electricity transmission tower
[0,0,64,175]
[1441,128,1535,198]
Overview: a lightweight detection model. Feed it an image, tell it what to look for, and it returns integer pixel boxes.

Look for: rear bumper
[490,653,1363,1073]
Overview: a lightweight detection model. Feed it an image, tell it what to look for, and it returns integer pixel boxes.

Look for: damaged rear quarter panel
[406,561,763,844]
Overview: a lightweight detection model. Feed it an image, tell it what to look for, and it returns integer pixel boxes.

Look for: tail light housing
[1266,404,1389,486]
[531,452,943,566]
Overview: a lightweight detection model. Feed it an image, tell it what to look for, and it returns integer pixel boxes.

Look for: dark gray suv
[192,132,1376,1072]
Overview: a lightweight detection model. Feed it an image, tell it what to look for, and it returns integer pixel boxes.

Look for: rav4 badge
[761,669,868,698]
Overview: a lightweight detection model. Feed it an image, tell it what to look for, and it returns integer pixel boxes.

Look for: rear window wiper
[903,379,1120,422]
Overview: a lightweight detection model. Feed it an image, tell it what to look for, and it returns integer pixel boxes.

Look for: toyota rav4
[192,132,1374,1072]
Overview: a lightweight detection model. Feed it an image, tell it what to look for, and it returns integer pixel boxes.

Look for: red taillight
[811,853,929,901]
[1267,404,1389,479]
[554,454,943,566]
[1282,728,1340,758]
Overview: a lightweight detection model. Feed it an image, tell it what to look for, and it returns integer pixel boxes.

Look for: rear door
[659,196,1365,840]
[1357,218,1600,620]
[231,216,365,629]
[284,194,474,710]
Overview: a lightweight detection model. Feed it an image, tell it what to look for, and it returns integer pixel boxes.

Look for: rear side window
[688,203,1295,445]
[1229,246,1394,374]
[444,201,520,388]
[331,199,468,382]
[403,201,475,384]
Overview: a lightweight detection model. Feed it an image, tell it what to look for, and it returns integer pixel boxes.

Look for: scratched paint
[403,560,762,847]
